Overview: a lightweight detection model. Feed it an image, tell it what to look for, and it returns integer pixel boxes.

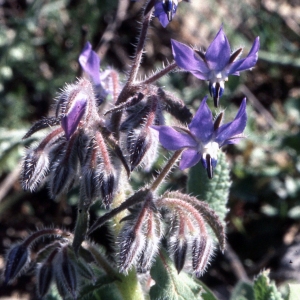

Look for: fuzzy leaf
[150,249,216,300]
[78,275,119,300]
[230,281,254,300]
[187,151,231,225]
[253,270,283,300]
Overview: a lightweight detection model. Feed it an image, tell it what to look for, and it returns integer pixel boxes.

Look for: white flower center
[199,141,219,160]
[209,71,228,83]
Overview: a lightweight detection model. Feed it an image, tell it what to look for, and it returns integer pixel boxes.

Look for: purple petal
[228,37,260,74]
[151,125,197,150]
[205,26,231,72]
[224,135,245,145]
[171,40,210,80]
[179,149,201,169]
[188,96,214,143]
[154,3,169,27]
[61,98,87,140]
[79,42,101,85]
[215,98,247,147]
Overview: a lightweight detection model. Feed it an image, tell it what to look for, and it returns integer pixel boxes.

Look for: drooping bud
[49,132,80,198]
[36,248,59,299]
[192,236,214,277]
[4,244,30,284]
[99,172,115,208]
[53,246,78,299]
[94,132,116,208]
[21,148,50,192]
[124,96,162,171]
[137,210,163,272]
[21,128,64,192]
[173,239,188,274]
[118,193,155,273]
[157,192,218,277]
[118,230,144,274]
[128,128,152,171]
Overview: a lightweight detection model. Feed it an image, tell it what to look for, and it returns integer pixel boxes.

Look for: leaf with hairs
[150,249,217,300]
[187,151,231,225]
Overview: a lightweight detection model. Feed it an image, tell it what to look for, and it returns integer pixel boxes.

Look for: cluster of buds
[3,228,110,299]
[116,190,225,275]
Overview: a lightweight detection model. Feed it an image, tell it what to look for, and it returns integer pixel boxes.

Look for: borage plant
[4,1,260,299]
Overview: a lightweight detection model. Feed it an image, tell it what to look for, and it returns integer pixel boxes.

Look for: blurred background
[0,0,300,299]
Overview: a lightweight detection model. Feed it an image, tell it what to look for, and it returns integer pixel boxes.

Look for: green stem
[72,195,90,254]
[85,243,145,299]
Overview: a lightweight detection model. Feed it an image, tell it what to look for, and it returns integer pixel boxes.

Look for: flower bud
[4,244,30,284]
[61,97,87,140]
[49,134,79,198]
[21,148,49,192]
[173,239,188,274]
[21,128,64,192]
[192,237,214,277]
[36,261,54,298]
[53,247,78,299]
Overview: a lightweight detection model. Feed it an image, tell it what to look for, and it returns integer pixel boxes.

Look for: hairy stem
[127,3,153,85]
[150,149,183,192]
[87,189,150,235]
[139,62,177,85]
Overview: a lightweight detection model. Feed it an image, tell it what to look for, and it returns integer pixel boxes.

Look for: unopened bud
[192,237,213,277]
[99,172,115,208]
[61,97,87,140]
[4,244,30,284]
[53,247,78,299]
[174,239,188,274]
[21,149,49,192]
[36,261,53,298]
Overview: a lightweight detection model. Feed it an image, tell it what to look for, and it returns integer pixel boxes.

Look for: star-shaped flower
[151,96,247,178]
[171,27,259,107]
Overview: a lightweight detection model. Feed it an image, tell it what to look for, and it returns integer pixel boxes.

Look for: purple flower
[61,97,87,140]
[154,0,178,27]
[171,27,260,107]
[79,42,101,85]
[78,42,109,103]
[154,0,190,27]
[151,96,247,178]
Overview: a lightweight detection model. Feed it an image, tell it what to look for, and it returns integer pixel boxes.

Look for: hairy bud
[53,247,78,299]
[156,192,220,276]
[21,128,64,192]
[49,134,79,198]
[118,193,161,273]
[4,244,30,284]
[36,260,54,298]
[192,237,214,277]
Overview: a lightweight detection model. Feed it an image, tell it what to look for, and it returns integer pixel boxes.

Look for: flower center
[201,141,219,161]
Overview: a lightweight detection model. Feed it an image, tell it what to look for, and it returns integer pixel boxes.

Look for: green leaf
[286,284,300,300]
[253,270,283,300]
[150,249,217,300]
[231,281,255,300]
[187,151,231,225]
[79,274,120,300]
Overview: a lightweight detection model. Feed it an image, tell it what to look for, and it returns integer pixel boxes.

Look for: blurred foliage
[1,0,300,299]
